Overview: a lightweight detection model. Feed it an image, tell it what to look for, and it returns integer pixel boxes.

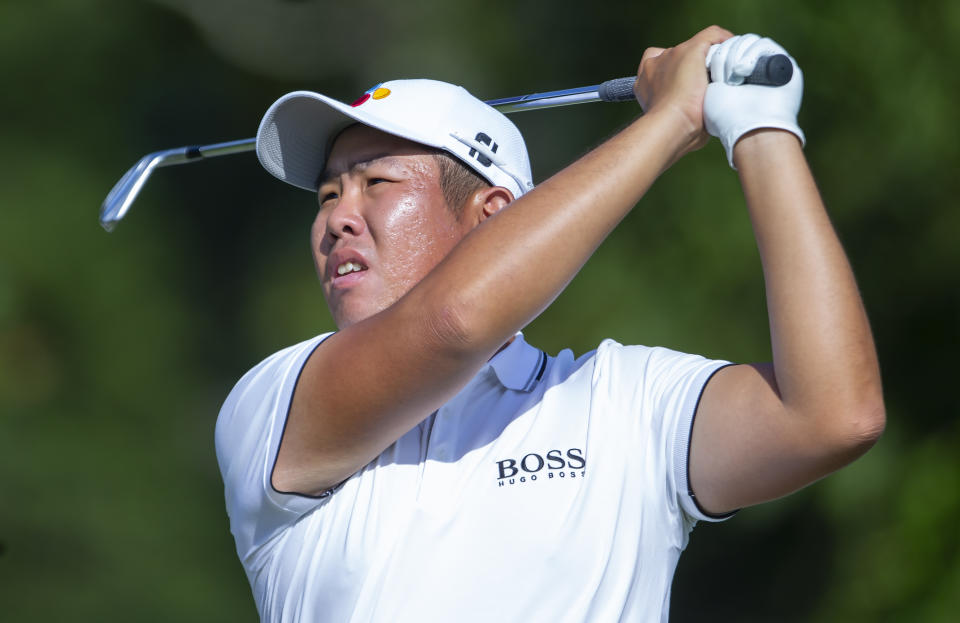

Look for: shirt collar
[487,332,546,392]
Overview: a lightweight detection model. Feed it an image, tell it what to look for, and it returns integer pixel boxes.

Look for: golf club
[99,54,791,231]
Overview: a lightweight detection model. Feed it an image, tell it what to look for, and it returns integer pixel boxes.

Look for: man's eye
[369,178,389,186]
[320,191,338,203]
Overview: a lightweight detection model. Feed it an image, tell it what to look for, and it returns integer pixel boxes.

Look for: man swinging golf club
[216,26,885,622]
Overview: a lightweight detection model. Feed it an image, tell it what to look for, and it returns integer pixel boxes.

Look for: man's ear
[465,186,514,226]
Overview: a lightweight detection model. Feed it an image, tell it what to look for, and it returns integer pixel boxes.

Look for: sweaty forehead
[319,125,437,186]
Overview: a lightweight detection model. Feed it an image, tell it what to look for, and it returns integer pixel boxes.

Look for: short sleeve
[595,340,734,524]
[214,333,333,559]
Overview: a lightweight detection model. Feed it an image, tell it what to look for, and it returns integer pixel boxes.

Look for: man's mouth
[335,261,367,277]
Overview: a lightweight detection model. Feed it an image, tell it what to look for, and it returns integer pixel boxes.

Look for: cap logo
[468,132,499,167]
[351,83,389,107]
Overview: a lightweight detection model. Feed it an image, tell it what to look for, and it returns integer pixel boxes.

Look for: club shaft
[99,54,791,231]
[98,83,619,231]
[183,87,607,158]
[125,88,603,173]
[487,85,603,112]
[132,87,610,168]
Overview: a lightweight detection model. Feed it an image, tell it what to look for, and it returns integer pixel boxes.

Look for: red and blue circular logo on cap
[351,83,392,107]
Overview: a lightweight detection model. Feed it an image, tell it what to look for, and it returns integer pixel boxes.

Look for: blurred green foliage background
[1,0,957,620]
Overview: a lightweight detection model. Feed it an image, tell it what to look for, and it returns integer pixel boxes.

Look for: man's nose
[325,191,366,239]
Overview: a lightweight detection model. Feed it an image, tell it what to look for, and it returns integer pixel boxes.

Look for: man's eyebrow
[316,152,394,187]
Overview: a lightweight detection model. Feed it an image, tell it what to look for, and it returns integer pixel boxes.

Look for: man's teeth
[336,261,365,276]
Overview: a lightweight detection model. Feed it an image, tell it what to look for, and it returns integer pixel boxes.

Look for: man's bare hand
[634,25,733,157]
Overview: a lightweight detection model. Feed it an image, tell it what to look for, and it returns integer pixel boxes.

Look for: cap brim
[256,90,456,192]
[256,91,361,191]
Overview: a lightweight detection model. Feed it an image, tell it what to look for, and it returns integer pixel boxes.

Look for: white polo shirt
[216,333,732,622]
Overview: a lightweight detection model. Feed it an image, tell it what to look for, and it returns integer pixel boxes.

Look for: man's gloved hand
[704,34,805,168]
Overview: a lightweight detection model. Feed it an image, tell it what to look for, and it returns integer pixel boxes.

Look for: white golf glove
[704,34,805,168]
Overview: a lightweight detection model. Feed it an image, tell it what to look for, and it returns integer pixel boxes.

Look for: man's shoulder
[560,338,728,399]
[564,338,667,368]
[514,338,671,399]
[214,333,335,471]
[236,333,334,389]
[218,332,334,421]
[591,338,715,366]
[523,338,667,381]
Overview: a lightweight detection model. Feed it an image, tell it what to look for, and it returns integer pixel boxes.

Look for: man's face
[313,125,472,328]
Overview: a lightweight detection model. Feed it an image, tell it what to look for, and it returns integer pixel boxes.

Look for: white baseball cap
[256,79,535,200]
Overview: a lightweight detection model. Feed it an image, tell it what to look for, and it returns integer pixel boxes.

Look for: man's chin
[326,286,400,330]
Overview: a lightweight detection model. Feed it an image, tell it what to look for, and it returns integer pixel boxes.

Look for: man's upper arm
[688,363,881,515]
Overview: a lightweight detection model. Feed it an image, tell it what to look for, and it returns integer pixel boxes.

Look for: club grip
[598,53,793,104]
[744,53,793,86]
[597,77,637,103]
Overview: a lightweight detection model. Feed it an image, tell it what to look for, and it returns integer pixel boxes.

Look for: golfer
[216,26,884,621]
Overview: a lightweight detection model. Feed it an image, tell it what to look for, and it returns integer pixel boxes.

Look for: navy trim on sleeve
[685,362,739,520]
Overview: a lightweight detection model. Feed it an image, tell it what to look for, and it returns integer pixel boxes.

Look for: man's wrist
[637,104,707,165]
[732,128,803,169]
